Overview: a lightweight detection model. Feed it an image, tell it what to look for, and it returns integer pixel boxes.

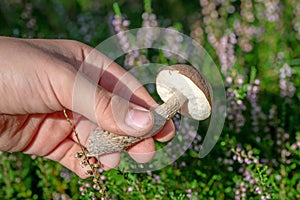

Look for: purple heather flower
[79,186,84,192]
[180,162,186,167]
[154,175,161,183]
[100,175,106,181]
[146,170,152,176]
[291,143,297,150]
[93,184,100,190]
[279,63,295,100]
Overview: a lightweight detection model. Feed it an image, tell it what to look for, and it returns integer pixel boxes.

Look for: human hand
[0,37,175,178]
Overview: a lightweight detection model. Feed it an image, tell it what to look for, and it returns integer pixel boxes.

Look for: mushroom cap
[156,64,212,120]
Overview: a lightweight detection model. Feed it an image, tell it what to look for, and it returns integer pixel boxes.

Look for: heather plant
[0,0,300,199]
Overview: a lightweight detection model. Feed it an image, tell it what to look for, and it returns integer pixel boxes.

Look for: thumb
[70,72,154,137]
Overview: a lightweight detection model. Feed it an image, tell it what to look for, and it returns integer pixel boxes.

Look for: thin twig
[63,109,107,198]
[63,109,93,173]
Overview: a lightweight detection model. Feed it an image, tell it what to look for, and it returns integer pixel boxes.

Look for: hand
[0,37,175,178]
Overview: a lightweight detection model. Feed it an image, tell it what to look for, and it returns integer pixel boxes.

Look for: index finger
[81,49,156,109]
[79,46,175,138]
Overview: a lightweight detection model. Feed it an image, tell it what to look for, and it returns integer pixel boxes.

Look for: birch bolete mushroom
[87,64,212,157]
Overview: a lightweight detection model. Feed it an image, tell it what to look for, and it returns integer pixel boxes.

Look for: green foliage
[0,0,300,199]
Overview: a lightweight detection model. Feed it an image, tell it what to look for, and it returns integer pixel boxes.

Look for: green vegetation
[0,0,299,199]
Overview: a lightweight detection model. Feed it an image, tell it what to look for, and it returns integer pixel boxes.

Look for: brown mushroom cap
[156,64,212,120]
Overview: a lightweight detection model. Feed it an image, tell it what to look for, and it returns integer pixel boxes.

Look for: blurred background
[0,0,201,44]
[0,0,299,199]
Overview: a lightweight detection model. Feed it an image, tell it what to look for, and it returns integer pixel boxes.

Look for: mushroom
[87,64,212,156]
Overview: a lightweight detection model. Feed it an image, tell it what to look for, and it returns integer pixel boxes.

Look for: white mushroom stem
[87,92,187,156]
[141,92,187,138]
[154,92,187,120]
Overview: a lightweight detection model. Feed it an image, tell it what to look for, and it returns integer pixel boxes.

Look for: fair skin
[0,37,175,178]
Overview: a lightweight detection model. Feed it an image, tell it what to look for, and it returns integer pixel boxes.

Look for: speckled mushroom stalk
[87,65,212,157]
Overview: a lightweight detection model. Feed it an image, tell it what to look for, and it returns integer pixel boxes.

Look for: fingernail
[125,107,152,130]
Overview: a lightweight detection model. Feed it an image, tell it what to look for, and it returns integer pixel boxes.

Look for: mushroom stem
[87,93,186,156]
[154,92,187,120]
